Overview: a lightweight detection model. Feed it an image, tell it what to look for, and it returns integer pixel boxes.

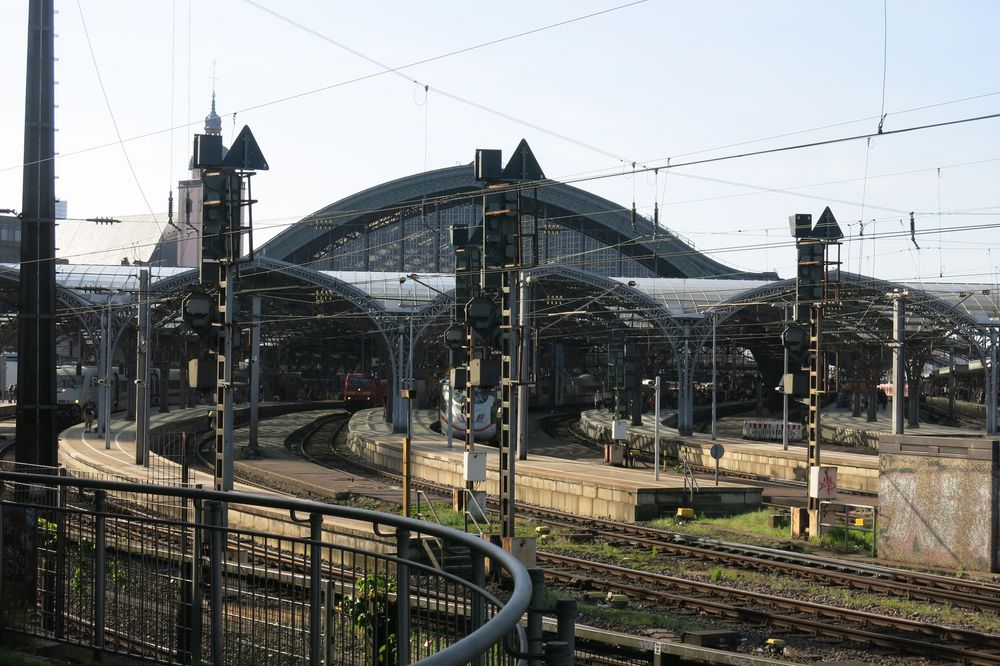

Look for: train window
[450,387,492,405]
[57,376,84,389]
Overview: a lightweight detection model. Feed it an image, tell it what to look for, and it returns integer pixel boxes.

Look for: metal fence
[0,470,531,665]
[818,500,877,558]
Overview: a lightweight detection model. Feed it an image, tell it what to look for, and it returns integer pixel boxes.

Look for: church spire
[204,63,222,135]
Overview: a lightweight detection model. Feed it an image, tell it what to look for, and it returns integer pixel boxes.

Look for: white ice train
[57,365,101,407]
[55,365,120,423]
[438,379,499,443]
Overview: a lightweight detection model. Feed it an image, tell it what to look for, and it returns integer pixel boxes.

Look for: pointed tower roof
[204,92,222,135]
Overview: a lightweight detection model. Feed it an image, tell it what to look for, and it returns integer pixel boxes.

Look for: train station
[3,3,1000,665]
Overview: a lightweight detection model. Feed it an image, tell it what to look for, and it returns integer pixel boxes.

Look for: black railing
[0,470,531,665]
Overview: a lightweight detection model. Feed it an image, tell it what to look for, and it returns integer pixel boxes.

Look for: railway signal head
[183,293,218,349]
[796,240,825,304]
[444,325,465,352]
[782,324,810,370]
[466,295,501,349]
[483,187,518,269]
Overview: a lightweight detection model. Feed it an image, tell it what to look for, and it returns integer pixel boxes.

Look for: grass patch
[650,509,790,543]
[818,527,873,555]
[820,588,1000,634]
[579,602,695,632]
[542,538,664,569]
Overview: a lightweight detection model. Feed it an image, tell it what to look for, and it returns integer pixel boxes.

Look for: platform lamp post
[773,303,793,452]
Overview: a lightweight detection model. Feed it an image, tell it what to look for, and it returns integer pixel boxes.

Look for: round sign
[710,443,725,460]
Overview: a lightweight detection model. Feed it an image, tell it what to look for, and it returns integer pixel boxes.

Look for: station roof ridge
[2,261,997,325]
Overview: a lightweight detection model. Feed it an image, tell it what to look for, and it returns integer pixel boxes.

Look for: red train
[342,373,385,406]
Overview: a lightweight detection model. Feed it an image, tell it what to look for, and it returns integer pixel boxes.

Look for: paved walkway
[815,402,982,437]
[351,407,754,492]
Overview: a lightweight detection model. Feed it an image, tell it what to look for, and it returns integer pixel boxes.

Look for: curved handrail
[0,470,532,665]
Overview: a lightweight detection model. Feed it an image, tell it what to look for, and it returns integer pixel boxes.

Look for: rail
[0,469,531,666]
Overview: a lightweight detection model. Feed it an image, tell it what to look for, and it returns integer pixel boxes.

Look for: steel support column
[135,269,150,465]
[677,326,694,436]
[987,328,998,436]
[16,0,58,468]
[392,327,406,433]
[247,295,261,456]
[891,293,906,436]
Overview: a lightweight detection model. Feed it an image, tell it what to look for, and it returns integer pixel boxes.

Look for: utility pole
[16,0,58,468]
[472,141,543,539]
[788,208,843,518]
[186,126,268,496]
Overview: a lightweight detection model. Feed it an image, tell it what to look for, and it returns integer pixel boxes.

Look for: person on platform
[83,402,96,433]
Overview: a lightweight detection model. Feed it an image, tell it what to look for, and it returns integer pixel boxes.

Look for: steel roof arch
[258,164,776,280]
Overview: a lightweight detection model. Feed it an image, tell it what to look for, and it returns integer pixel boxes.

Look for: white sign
[808,466,838,500]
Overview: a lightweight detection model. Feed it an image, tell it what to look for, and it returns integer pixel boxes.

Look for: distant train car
[148,368,185,407]
[343,373,385,406]
[439,379,499,442]
[56,365,120,423]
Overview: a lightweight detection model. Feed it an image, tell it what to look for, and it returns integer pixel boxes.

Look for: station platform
[55,404,395,556]
[346,409,763,521]
[578,402,984,496]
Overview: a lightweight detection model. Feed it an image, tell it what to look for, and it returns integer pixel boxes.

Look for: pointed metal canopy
[501,139,544,182]
[812,206,844,240]
[222,125,269,171]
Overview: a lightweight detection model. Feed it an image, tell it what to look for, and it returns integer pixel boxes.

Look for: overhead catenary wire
[17,2,1000,280]
[75,0,163,235]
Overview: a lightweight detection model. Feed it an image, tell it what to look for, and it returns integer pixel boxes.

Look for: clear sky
[1,1,998,284]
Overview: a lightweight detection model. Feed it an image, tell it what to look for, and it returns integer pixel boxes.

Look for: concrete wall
[878,435,999,572]
[348,413,762,521]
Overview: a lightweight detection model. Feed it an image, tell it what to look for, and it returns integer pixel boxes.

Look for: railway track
[295,415,1000,612]
[541,551,1000,665]
[280,413,1000,662]
[512,503,1000,612]
[921,399,987,430]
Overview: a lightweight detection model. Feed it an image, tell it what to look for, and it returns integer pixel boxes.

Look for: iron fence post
[181,432,190,487]
[93,489,107,653]
[555,598,576,663]
[207,500,224,665]
[471,548,486,666]
[396,526,411,666]
[526,568,545,666]
[544,641,572,666]
[53,469,67,640]
[189,496,204,665]
[325,578,335,666]
[309,512,322,666]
